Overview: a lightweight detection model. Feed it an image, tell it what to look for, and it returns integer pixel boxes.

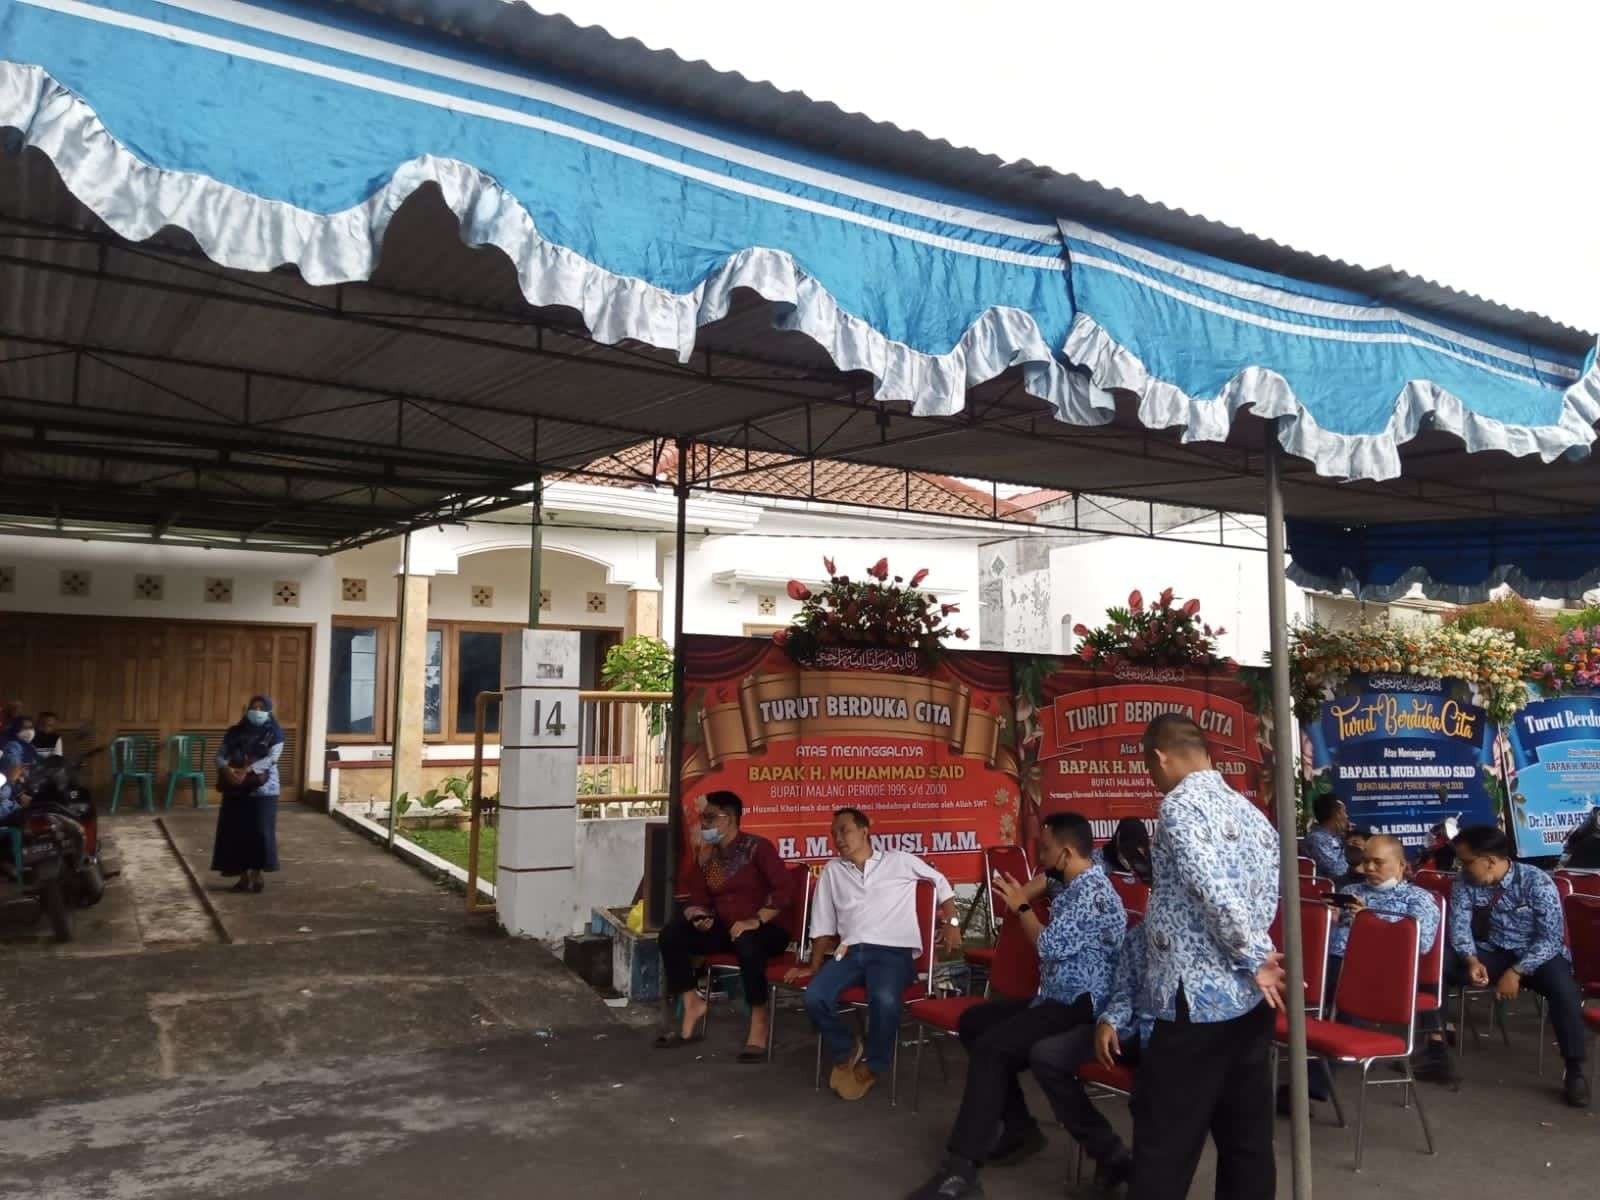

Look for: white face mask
[1372,876,1402,891]
[16,729,33,743]
[699,827,723,846]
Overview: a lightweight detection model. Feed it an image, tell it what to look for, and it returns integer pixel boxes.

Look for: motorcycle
[0,755,100,942]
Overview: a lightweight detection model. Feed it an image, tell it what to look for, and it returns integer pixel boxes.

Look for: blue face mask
[699,827,723,846]
[246,710,269,726]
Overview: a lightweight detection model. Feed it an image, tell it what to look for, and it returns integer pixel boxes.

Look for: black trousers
[947,995,1095,1162]
[657,914,789,1007]
[1446,945,1587,1066]
[1029,1022,1140,1166]
[1129,996,1275,1200]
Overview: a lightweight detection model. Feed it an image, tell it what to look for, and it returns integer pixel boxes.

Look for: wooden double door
[0,614,311,803]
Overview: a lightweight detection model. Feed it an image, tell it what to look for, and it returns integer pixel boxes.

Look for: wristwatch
[946,916,960,928]
[1016,902,1032,915]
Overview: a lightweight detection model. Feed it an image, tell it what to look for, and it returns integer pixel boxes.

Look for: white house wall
[0,535,334,788]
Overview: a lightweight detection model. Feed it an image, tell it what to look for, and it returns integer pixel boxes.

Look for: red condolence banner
[678,635,1020,884]
[1013,657,1274,845]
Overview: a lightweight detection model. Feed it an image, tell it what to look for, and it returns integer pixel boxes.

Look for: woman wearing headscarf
[6,714,39,765]
[211,695,284,893]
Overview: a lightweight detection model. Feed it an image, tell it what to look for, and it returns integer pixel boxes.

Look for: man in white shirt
[797,807,960,1101]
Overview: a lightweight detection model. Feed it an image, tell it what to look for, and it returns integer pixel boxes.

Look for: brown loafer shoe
[836,1063,877,1102]
[828,1038,866,1095]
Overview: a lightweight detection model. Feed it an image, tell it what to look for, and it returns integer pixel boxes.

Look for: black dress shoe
[1564,1071,1590,1109]
[906,1171,983,1200]
[987,1123,1046,1166]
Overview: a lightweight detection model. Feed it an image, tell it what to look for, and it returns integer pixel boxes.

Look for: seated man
[1287,834,1448,1108]
[32,712,65,761]
[907,812,1125,1200]
[797,806,960,1101]
[0,746,27,821]
[1302,793,1349,882]
[1341,826,1371,882]
[1448,825,1588,1107]
[1029,920,1152,1194]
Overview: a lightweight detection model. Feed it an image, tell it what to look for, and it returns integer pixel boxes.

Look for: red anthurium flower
[1128,590,1143,612]
[869,557,890,581]
[771,629,789,647]
[1159,587,1175,607]
[1078,644,1095,661]
[1182,598,1201,617]
[910,568,930,587]
[1073,624,1089,637]
[823,556,836,576]
[787,580,811,601]
[942,603,960,615]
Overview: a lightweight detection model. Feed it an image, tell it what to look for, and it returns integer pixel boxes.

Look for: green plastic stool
[164,733,209,810]
[108,735,156,814]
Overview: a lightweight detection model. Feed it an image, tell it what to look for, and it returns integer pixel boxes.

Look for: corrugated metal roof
[339,0,1594,354]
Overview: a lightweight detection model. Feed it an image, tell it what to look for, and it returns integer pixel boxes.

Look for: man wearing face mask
[1449,825,1587,1107]
[906,811,1124,1200]
[5,714,38,766]
[1285,834,1448,1109]
[654,790,797,1061]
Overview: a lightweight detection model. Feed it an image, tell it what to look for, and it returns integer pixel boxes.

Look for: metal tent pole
[386,529,412,851]
[527,477,543,628]
[662,439,691,919]
[1265,427,1313,1200]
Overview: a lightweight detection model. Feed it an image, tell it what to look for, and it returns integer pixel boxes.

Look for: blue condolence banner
[1306,674,1500,850]
[1503,691,1600,857]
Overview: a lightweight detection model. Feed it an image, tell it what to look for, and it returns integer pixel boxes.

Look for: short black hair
[38,711,57,722]
[1142,713,1209,757]
[703,791,743,822]
[1456,825,1511,859]
[1345,826,1372,841]
[832,806,870,830]
[1041,811,1094,859]
[1312,793,1343,824]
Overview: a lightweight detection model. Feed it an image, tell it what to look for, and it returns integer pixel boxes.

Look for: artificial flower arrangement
[1532,624,1600,695]
[774,556,967,666]
[1072,588,1234,670]
[1286,620,1535,724]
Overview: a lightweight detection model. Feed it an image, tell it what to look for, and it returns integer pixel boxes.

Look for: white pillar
[497,628,581,939]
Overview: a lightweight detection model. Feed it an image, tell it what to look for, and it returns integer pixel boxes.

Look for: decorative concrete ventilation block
[758,593,777,615]
[133,573,164,601]
[205,577,234,604]
[0,565,13,594]
[342,577,367,602]
[585,591,607,614]
[471,584,494,608]
[59,569,91,597]
[272,580,301,608]
[540,588,552,612]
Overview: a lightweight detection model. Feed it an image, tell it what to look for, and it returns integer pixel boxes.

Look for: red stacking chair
[965,845,1033,988]
[812,878,939,1107]
[1304,876,1334,902]
[1107,871,1150,918]
[909,894,1050,1111]
[1568,896,1600,1070]
[1299,855,1318,879]
[1555,869,1600,898]
[1272,903,1341,1122]
[1069,1057,1138,1183]
[1412,869,1456,903]
[702,861,813,1034]
[758,864,820,1059]
[1302,911,1434,1169]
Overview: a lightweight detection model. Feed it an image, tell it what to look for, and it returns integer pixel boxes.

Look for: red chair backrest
[988,894,1051,1000]
[1563,894,1600,991]
[1269,905,1284,953]
[984,845,1033,924]
[1418,892,1446,992]
[1300,901,1334,1017]
[911,879,939,994]
[1108,871,1150,916]
[777,862,815,956]
[1555,875,1575,900]
[1335,910,1420,1034]
[1556,870,1600,897]
[1304,877,1334,902]
[1413,869,1455,902]
[1298,855,1317,879]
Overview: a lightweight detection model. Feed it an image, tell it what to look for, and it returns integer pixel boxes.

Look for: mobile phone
[1328,893,1360,908]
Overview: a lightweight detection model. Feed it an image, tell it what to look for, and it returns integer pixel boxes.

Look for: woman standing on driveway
[211,695,284,894]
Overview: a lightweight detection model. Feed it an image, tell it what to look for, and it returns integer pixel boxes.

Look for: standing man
[1302,793,1349,882]
[799,807,961,1101]
[1131,714,1284,1200]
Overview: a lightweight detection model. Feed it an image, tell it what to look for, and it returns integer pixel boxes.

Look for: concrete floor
[0,808,1593,1199]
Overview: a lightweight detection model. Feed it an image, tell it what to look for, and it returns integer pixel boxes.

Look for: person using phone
[1449,825,1587,1107]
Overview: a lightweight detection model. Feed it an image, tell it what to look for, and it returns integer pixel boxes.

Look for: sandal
[653,1031,704,1049]
[737,1045,767,1064]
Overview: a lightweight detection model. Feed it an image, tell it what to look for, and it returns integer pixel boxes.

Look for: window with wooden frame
[328,617,392,740]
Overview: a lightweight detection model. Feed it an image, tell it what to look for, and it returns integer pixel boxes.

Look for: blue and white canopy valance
[2,0,1596,485]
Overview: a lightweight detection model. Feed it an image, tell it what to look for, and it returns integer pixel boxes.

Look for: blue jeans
[804,944,916,1074]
